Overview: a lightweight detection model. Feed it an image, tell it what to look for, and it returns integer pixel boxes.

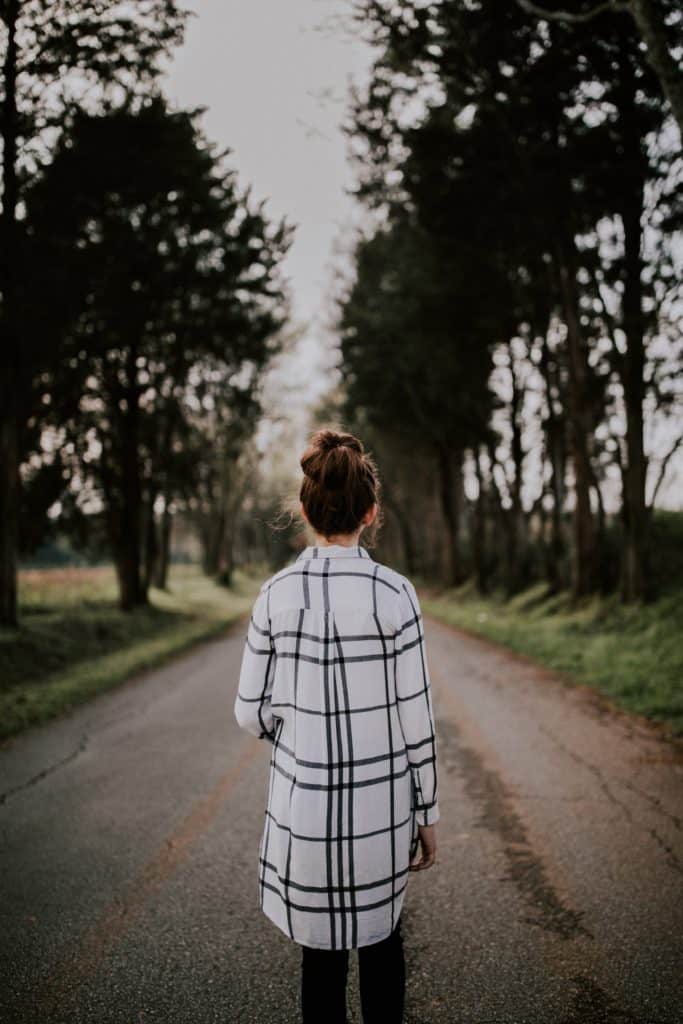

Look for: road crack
[436,715,592,941]
[0,734,89,806]
[538,723,683,876]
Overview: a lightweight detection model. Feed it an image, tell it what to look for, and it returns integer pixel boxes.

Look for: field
[0,565,260,742]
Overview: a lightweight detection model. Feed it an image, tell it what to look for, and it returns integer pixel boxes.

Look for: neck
[313,534,362,548]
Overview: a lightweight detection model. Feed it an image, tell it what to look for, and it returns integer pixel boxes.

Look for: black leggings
[300,917,405,1024]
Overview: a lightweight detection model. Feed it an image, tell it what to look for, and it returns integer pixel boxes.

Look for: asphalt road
[1,611,682,1024]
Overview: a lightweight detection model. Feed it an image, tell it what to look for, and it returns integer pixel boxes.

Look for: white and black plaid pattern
[234,543,440,950]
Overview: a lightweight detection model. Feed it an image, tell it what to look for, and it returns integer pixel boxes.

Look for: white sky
[164,0,374,463]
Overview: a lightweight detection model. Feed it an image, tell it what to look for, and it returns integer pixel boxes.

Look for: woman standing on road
[234,428,440,1024]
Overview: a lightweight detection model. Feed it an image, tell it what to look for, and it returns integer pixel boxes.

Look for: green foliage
[422,581,683,737]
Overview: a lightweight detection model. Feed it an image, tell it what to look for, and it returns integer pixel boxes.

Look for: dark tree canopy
[23,98,291,608]
[339,0,680,599]
[1,0,192,623]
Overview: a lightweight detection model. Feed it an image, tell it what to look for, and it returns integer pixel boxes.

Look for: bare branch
[648,433,683,511]
[516,0,629,24]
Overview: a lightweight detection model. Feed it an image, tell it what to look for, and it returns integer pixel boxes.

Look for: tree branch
[516,0,629,24]
[629,0,683,142]
[648,433,683,511]
[517,0,683,139]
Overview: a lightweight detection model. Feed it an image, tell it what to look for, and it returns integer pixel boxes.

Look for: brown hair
[299,429,383,542]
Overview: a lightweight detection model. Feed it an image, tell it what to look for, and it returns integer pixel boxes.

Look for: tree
[26,99,291,609]
[516,0,683,140]
[346,0,679,600]
[339,214,497,585]
[183,364,264,584]
[0,0,190,623]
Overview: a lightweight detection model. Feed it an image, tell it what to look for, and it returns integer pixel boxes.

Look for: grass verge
[418,579,683,740]
[0,565,261,742]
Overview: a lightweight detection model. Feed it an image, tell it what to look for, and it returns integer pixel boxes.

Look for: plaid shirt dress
[234,542,440,950]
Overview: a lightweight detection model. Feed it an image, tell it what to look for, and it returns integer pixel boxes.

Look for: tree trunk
[616,46,649,602]
[0,0,20,626]
[217,464,250,586]
[113,528,146,610]
[154,496,172,590]
[110,469,147,611]
[142,487,158,594]
[555,234,598,599]
[387,492,417,576]
[218,514,236,587]
[537,324,568,592]
[436,443,464,587]
[473,446,489,594]
[218,545,234,587]
[201,509,224,576]
[507,339,525,595]
[0,411,19,626]
[486,438,510,587]
[112,351,147,611]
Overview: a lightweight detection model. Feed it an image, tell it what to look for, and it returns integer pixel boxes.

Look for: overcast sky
[164,0,374,463]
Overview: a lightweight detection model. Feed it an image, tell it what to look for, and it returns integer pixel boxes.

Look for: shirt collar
[296,543,372,561]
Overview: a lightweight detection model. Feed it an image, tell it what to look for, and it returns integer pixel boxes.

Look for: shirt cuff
[415,802,440,826]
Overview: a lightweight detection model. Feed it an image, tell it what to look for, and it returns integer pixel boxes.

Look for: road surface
[1,611,682,1023]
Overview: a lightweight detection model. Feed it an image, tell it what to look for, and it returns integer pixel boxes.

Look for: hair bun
[299,427,381,539]
[313,430,363,456]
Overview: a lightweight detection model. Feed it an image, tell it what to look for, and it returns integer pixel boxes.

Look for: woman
[234,428,439,1024]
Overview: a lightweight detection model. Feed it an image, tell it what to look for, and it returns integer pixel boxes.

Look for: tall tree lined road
[1,614,681,1023]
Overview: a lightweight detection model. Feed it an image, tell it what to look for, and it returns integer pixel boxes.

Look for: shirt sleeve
[394,578,440,826]
[234,584,277,742]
